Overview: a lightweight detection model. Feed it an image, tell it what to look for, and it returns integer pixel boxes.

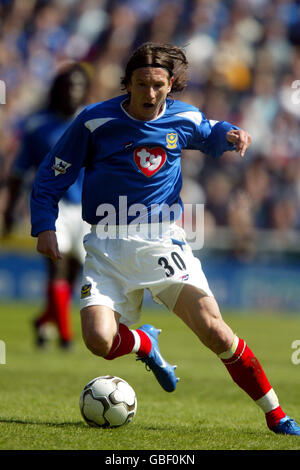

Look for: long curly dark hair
[121,42,188,93]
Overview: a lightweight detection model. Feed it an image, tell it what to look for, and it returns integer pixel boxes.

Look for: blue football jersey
[12,109,84,204]
[31,95,238,236]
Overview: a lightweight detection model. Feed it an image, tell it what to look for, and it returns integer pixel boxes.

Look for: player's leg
[33,260,55,347]
[33,257,72,348]
[50,200,87,348]
[173,284,300,435]
[35,204,75,348]
[80,303,178,392]
[80,305,120,356]
[49,256,73,348]
[80,304,151,359]
[173,287,234,354]
[79,225,179,393]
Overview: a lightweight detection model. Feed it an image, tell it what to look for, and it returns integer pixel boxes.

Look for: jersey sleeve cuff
[209,121,240,158]
[31,219,56,237]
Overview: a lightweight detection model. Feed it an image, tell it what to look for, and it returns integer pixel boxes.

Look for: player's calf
[80,305,151,359]
[83,330,113,357]
[80,305,119,357]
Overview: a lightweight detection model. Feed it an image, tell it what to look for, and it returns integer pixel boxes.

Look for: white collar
[121,99,166,122]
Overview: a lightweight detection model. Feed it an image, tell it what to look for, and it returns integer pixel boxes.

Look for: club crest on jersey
[52,157,71,176]
[80,283,92,299]
[166,132,178,149]
[134,146,166,177]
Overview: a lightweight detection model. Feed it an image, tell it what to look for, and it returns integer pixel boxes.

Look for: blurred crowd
[1,0,300,257]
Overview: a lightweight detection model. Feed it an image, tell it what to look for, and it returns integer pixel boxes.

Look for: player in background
[30,43,300,434]
[3,62,91,349]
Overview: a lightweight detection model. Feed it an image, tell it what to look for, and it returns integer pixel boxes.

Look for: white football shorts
[56,200,90,264]
[80,222,214,326]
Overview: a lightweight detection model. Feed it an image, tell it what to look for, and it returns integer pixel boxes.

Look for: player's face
[65,70,88,112]
[126,67,174,121]
[56,69,88,116]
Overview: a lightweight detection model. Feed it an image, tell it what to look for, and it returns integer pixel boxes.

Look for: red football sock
[104,324,152,360]
[49,280,73,342]
[265,406,286,430]
[35,282,56,326]
[221,337,285,428]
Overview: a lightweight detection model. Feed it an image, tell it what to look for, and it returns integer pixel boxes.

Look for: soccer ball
[79,375,137,428]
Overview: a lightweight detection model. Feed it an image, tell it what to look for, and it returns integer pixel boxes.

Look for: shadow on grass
[0,417,84,428]
[0,418,272,442]
[0,417,175,432]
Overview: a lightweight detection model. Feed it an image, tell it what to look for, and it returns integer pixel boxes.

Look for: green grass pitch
[0,301,300,450]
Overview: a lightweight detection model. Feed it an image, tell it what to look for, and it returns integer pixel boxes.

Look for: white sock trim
[256,388,280,413]
[130,329,141,353]
[218,335,239,360]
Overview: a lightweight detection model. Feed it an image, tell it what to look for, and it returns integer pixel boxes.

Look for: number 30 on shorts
[158,251,187,277]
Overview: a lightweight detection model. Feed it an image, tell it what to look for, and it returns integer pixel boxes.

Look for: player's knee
[196,297,234,354]
[82,328,113,357]
[206,323,232,354]
[81,318,115,357]
[200,315,233,355]
[80,306,118,357]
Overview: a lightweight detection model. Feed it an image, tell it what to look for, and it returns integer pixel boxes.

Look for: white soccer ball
[79,375,137,428]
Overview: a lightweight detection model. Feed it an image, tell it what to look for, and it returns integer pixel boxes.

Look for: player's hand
[226,129,252,158]
[36,230,62,262]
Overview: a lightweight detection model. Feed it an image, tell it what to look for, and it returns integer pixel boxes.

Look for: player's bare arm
[37,230,62,261]
[226,129,252,158]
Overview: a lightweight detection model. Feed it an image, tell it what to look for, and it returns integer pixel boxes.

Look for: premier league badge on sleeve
[52,157,72,176]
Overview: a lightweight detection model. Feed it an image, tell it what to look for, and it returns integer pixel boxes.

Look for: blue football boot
[271,415,300,436]
[136,324,179,392]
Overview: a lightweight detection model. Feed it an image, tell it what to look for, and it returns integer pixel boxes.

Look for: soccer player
[4,62,91,349]
[30,43,300,434]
